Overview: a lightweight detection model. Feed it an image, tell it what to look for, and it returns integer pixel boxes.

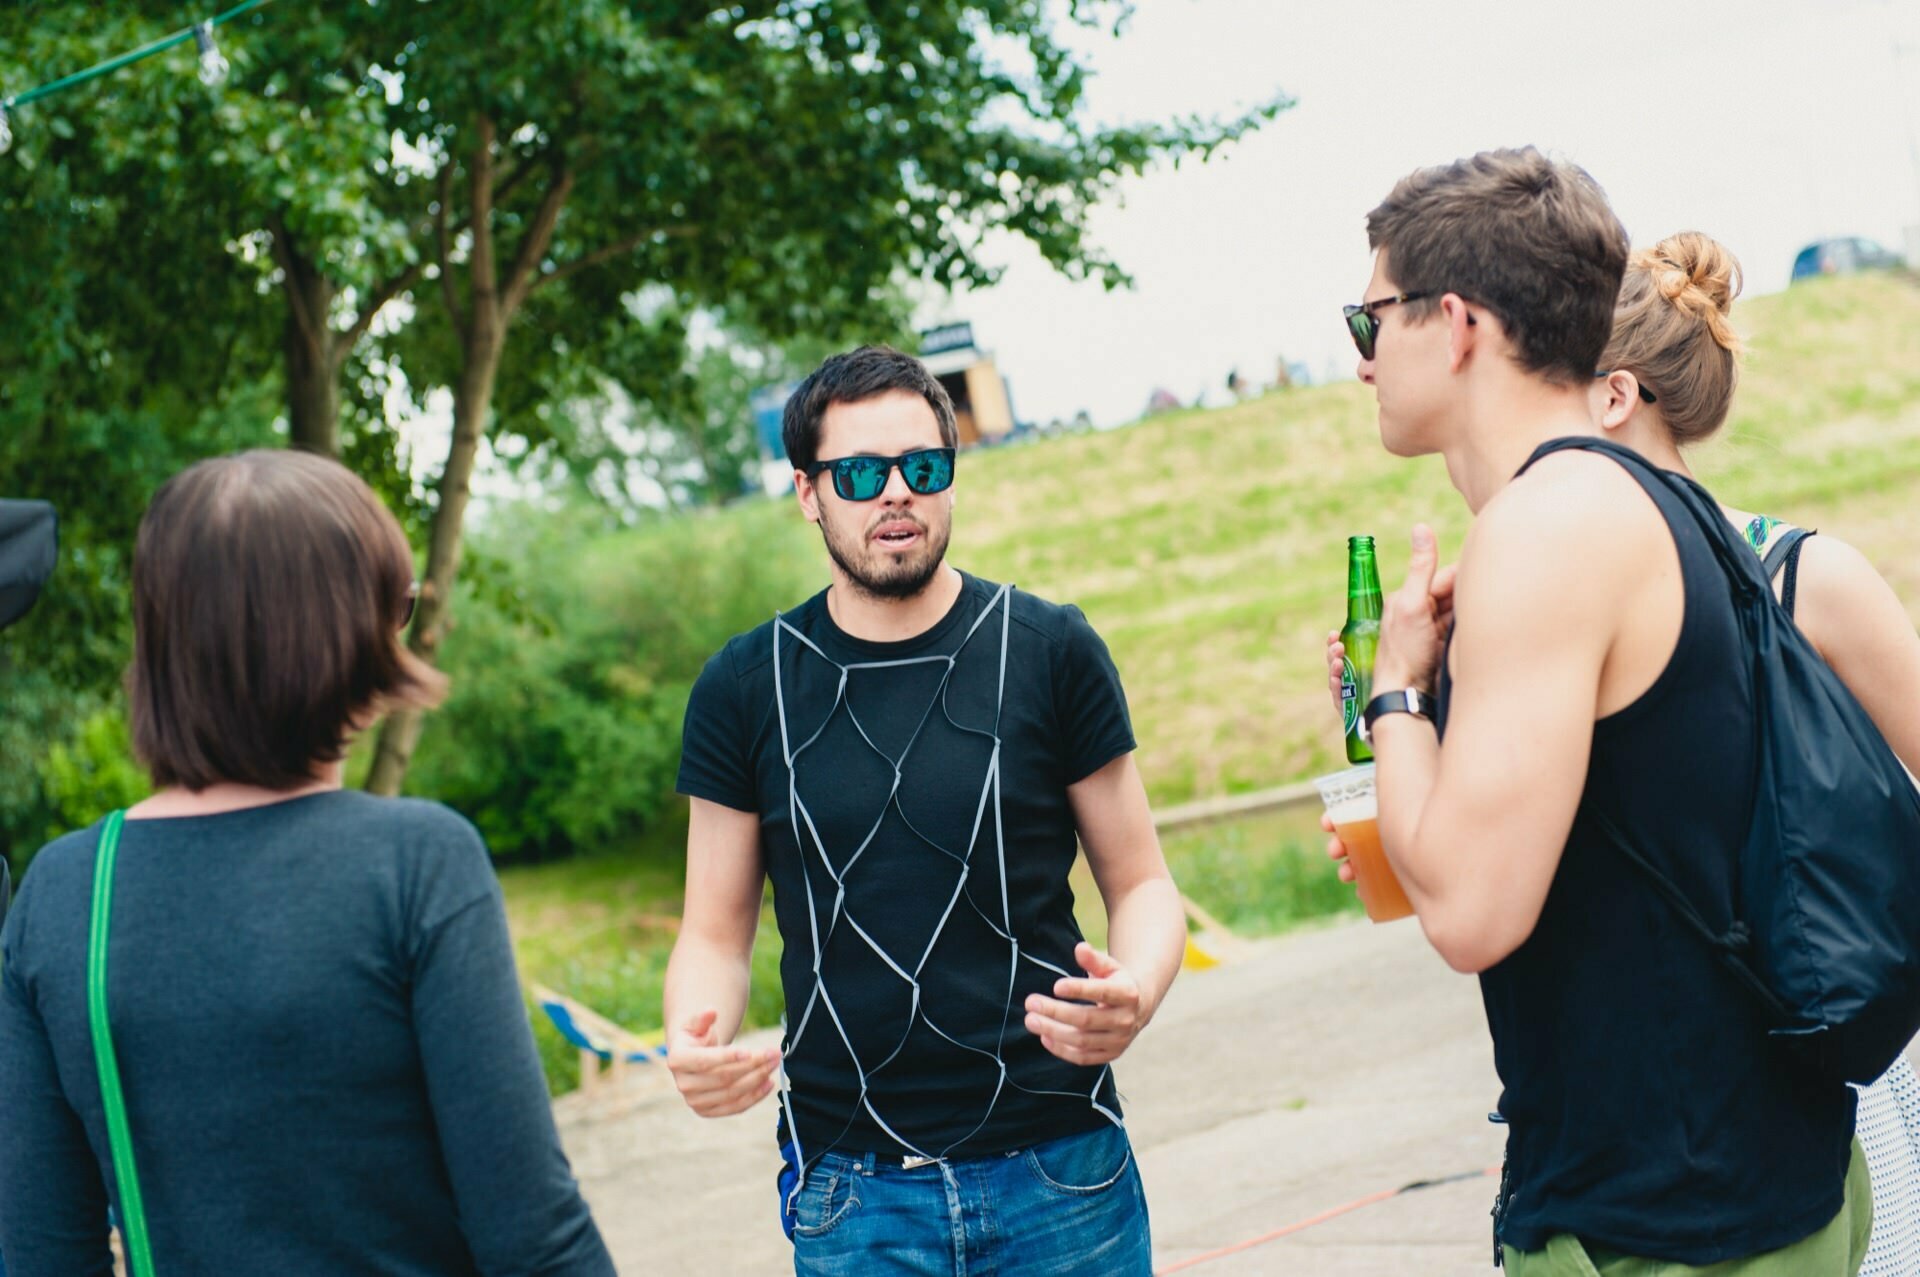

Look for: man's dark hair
[128,450,446,791]
[782,345,959,470]
[1366,147,1629,385]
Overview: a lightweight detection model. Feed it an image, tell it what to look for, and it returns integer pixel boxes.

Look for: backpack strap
[1579,801,1794,1026]
[1514,437,1773,606]
[89,811,156,1277]
[1761,527,1817,618]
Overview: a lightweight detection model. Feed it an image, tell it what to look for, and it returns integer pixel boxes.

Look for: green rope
[3,0,278,112]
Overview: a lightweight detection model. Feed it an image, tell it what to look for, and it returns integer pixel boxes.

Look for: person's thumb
[677,1007,720,1048]
[1076,942,1122,979]
[1403,524,1438,595]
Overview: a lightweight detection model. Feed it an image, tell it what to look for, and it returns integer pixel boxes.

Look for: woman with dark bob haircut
[0,451,615,1275]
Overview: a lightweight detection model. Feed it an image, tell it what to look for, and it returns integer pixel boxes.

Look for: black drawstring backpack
[1526,438,1920,1086]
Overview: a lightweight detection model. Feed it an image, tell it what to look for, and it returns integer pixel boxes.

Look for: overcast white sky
[937,0,1920,427]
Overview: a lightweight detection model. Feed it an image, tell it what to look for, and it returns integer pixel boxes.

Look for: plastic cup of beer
[1313,764,1414,923]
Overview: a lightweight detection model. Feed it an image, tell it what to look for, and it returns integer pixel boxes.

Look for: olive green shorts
[1502,1139,1871,1277]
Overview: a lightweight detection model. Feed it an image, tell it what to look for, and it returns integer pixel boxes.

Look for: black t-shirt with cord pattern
[677,572,1137,1162]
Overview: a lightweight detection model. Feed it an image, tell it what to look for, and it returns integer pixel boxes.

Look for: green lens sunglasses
[1342,291,1430,361]
[808,447,956,501]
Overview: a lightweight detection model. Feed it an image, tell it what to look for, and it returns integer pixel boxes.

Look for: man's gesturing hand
[666,1007,781,1118]
[1374,523,1457,694]
[1024,942,1153,1067]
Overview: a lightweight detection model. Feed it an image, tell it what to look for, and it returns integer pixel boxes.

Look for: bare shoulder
[1464,448,1663,580]
[1794,532,1886,599]
[1792,533,1912,633]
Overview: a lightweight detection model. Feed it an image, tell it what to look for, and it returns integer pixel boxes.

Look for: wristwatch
[1362,688,1433,745]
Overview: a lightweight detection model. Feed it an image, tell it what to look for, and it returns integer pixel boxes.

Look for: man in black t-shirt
[665,346,1183,1275]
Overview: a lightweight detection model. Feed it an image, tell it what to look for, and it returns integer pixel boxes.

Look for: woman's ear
[1596,371,1643,432]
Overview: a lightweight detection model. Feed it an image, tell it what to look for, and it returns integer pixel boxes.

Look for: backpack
[1529,437,1920,1085]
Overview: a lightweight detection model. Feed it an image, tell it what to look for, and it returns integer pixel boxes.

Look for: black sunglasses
[1595,371,1658,404]
[1342,292,1431,361]
[807,447,956,502]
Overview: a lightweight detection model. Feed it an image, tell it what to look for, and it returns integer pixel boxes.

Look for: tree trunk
[272,219,341,457]
[285,305,339,456]
[363,339,502,796]
[366,118,531,797]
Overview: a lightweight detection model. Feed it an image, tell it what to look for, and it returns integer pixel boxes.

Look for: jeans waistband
[829,1146,1032,1173]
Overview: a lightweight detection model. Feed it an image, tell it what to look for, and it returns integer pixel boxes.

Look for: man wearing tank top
[1324,149,1869,1274]
[662,345,1186,1276]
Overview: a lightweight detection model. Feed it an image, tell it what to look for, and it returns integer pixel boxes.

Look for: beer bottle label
[1341,656,1361,737]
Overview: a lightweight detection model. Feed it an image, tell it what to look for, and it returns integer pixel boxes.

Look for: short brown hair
[129,450,446,791]
[1599,231,1744,446]
[782,345,959,470]
[1366,147,1629,385]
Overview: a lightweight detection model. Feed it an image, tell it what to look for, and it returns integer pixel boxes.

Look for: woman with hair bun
[1595,231,1920,1277]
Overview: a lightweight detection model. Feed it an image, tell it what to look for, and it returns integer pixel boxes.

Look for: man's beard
[818,509,951,601]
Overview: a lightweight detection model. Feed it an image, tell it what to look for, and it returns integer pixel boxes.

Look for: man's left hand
[1375,523,1457,693]
[1024,942,1151,1066]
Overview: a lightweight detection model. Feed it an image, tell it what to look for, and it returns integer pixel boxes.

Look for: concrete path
[560,915,1507,1275]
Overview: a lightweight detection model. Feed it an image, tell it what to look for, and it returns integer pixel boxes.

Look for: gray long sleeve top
[0,791,616,1276]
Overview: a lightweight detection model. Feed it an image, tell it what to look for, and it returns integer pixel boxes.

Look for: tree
[0,42,285,860]
[3,1,1289,797]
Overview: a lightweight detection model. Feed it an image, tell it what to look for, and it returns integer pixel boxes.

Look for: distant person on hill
[0,450,614,1276]
[664,344,1183,1275]
[1324,149,1869,1273]
[1592,230,1920,1277]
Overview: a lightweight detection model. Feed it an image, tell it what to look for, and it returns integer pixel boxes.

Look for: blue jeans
[789,1122,1152,1276]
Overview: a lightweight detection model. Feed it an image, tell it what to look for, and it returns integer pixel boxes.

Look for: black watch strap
[1362,688,1433,743]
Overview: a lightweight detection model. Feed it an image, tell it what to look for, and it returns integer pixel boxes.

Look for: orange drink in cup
[1313,764,1414,923]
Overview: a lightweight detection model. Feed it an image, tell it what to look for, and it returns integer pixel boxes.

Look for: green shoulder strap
[88,809,155,1276]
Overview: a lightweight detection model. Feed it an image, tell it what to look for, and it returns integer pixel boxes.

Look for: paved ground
[559,914,1510,1275]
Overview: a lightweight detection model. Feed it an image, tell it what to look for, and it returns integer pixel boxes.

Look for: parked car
[1791,236,1904,282]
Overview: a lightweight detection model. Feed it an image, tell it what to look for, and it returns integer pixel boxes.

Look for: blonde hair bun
[1633,231,1743,354]
[1600,229,1744,446]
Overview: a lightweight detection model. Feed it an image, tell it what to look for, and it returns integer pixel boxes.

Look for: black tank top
[1436,439,1855,1263]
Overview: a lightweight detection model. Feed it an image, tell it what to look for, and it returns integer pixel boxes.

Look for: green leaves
[404,497,820,858]
[1,0,1285,855]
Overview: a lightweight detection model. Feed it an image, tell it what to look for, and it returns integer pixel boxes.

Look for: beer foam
[1326,796,1376,825]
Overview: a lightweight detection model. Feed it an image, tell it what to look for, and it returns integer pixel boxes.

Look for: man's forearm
[1374,714,1531,973]
[1103,875,1186,1020]
[1373,712,1446,906]
[663,934,755,1042]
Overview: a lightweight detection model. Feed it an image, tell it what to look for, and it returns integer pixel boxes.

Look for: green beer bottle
[1339,536,1382,765]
